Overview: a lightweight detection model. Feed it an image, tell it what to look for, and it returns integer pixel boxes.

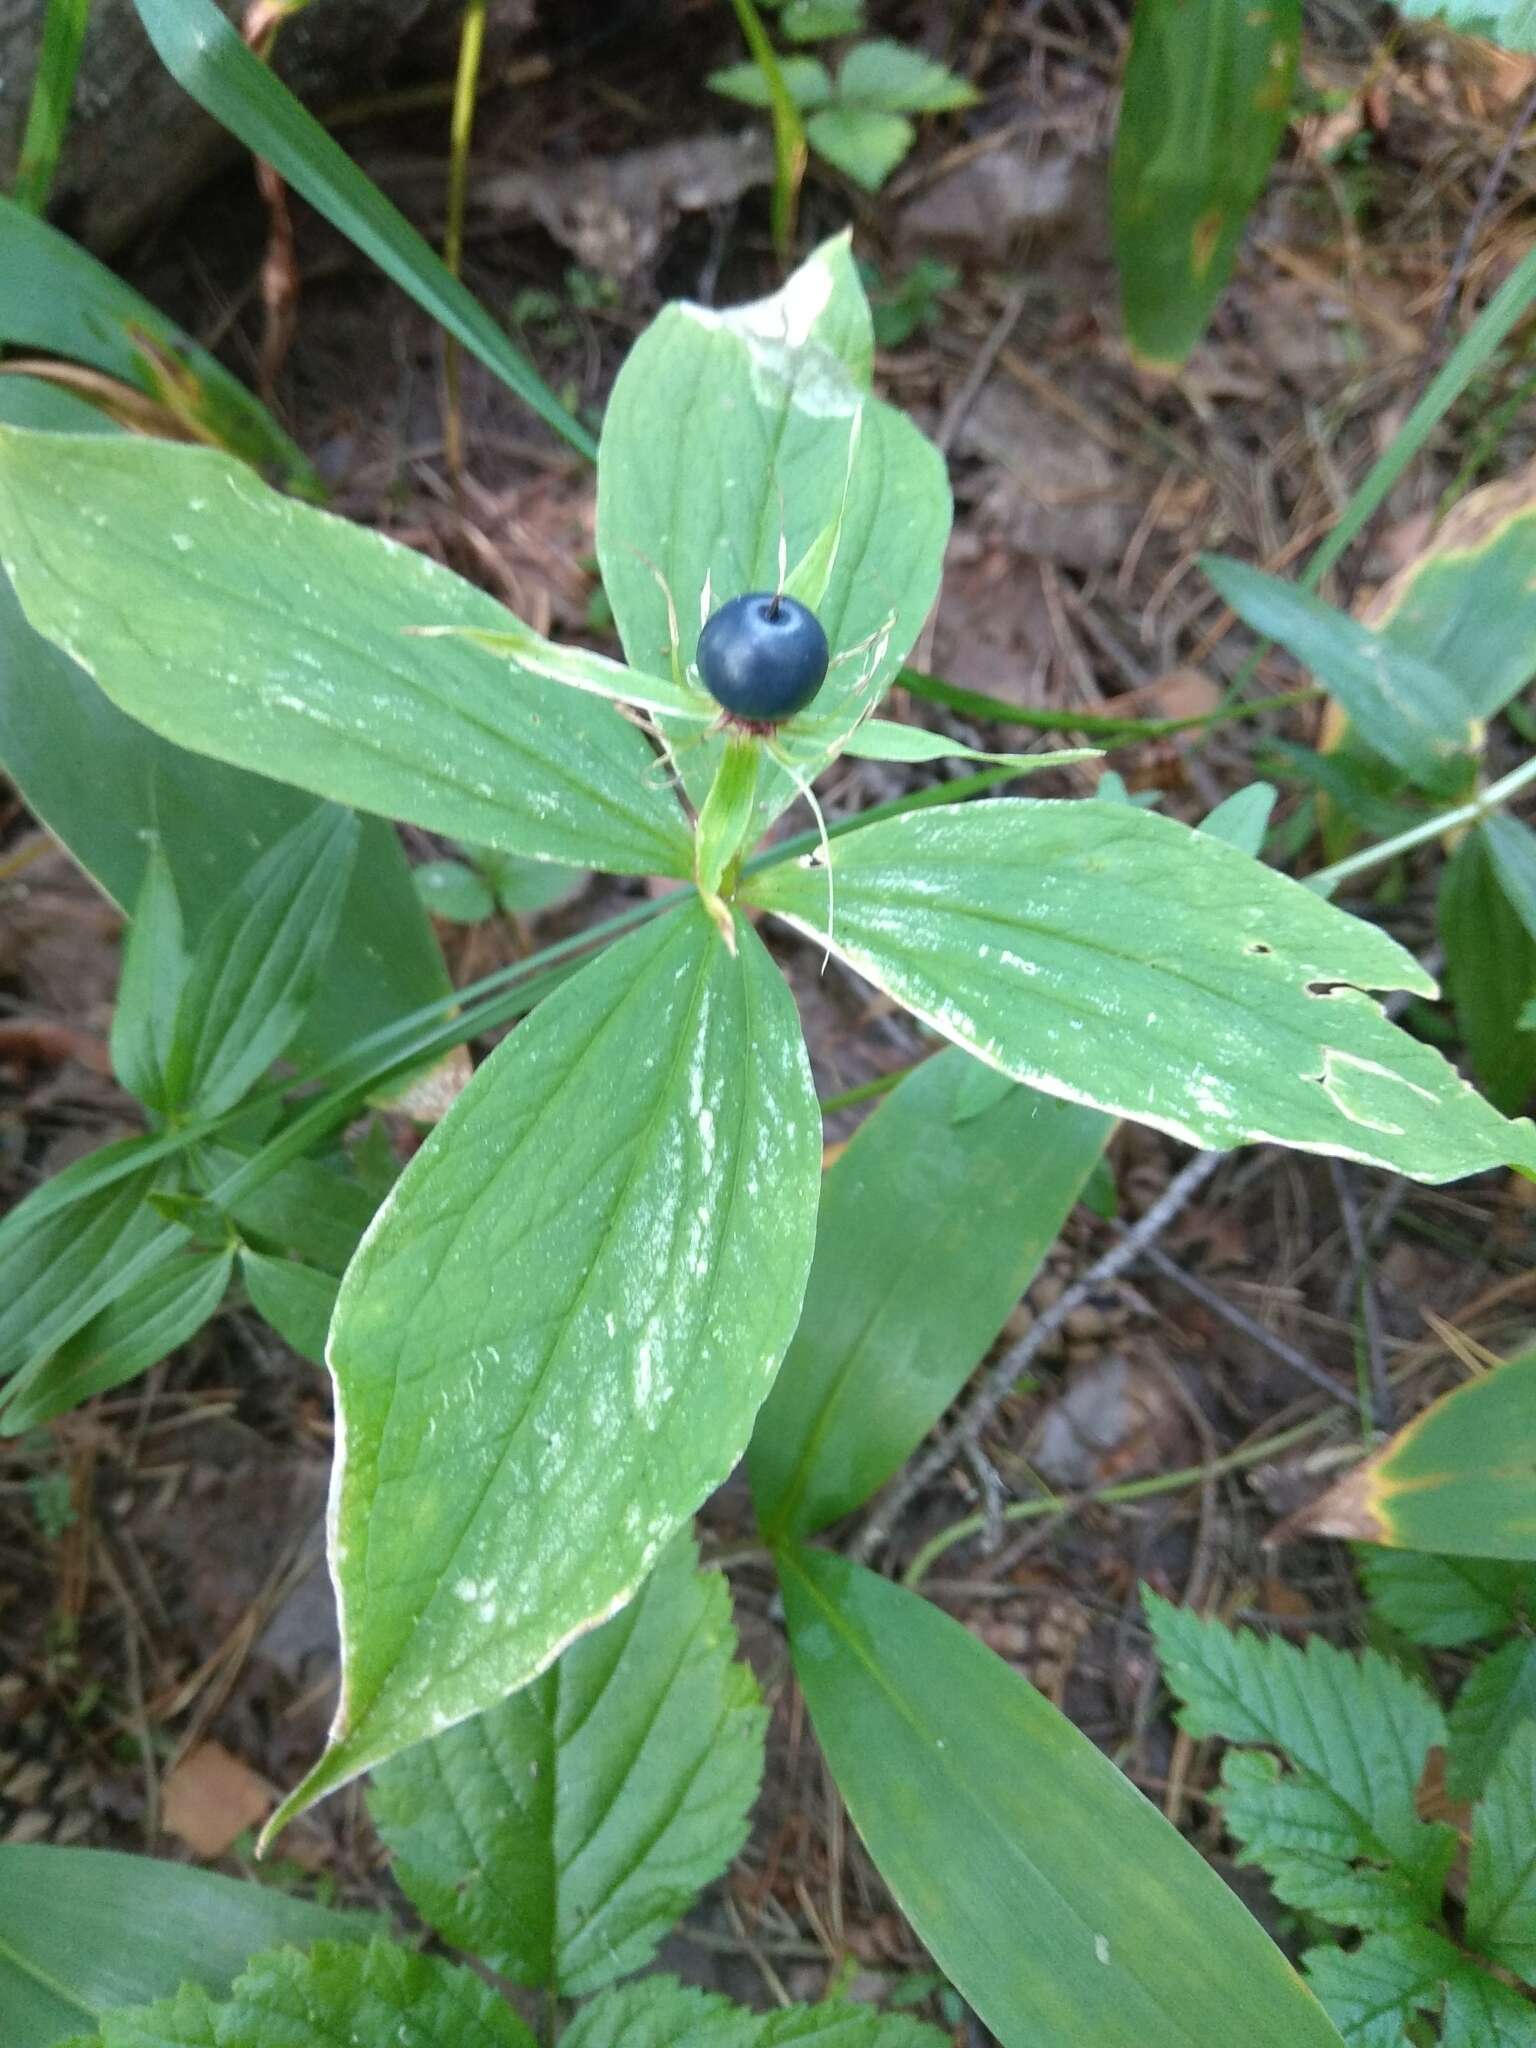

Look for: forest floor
[2,1,1535,2036]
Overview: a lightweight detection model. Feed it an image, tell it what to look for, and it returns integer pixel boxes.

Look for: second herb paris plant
[0,237,1531,1839]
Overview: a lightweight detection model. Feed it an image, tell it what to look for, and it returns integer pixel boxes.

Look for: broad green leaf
[1,1248,232,1433]
[782,1549,1344,2048]
[806,107,914,190]
[1293,1353,1536,1557]
[204,1151,378,1275]
[163,807,358,1117]
[0,572,450,1078]
[0,1154,185,1385]
[476,846,589,916]
[1467,1717,1536,1980]
[0,198,316,489]
[1441,825,1536,1113]
[90,1939,537,2048]
[0,429,690,879]
[1369,462,1536,722]
[240,1251,337,1365]
[595,237,947,833]
[267,900,820,1832]
[368,1532,765,1995]
[746,798,1536,1182]
[781,0,865,39]
[1448,1637,1536,1801]
[1202,555,1477,789]
[836,39,978,112]
[127,0,593,457]
[562,1976,947,2048]
[1303,1927,1536,2046]
[1357,1547,1534,1646]
[1146,1592,1456,1931]
[13,0,91,215]
[412,859,497,924]
[1199,782,1277,855]
[750,1050,1109,1541]
[1396,0,1536,49]
[842,720,1096,772]
[110,841,187,1112]
[1110,0,1301,370]
[707,55,834,108]
[0,1845,369,2048]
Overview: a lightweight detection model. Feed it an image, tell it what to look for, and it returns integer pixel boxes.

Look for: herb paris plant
[0,237,1532,1841]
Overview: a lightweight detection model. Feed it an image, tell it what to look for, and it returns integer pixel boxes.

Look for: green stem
[819,1063,923,1116]
[1305,751,1536,896]
[902,1415,1334,1591]
[13,0,90,213]
[441,0,488,482]
[724,0,806,264]
[900,667,1318,741]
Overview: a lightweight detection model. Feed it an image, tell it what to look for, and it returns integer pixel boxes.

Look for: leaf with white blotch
[0,427,690,878]
[595,235,949,834]
[1448,1636,1536,1802]
[561,1976,948,2048]
[1467,1717,1536,1982]
[1304,1927,1536,2047]
[1146,1592,1456,1931]
[88,1939,536,2048]
[368,1531,764,1995]
[746,798,1536,1182]
[266,900,819,1835]
[843,720,1096,773]
[1357,1547,1534,1647]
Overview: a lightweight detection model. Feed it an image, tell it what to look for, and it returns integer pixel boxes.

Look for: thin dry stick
[1137,1242,1347,1405]
[851,1147,1225,1563]
[1328,1157,1394,1429]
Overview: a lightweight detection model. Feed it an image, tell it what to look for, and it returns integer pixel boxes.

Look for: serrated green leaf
[92,1938,538,2048]
[1440,825,1536,1113]
[1202,556,1477,790]
[806,106,914,189]
[1302,1925,1531,2039]
[1199,783,1277,855]
[110,841,186,1112]
[162,807,358,1118]
[783,1550,1345,2048]
[750,1049,1109,1540]
[1111,0,1301,370]
[706,55,833,108]
[837,38,978,112]
[1396,0,1536,50]
[0,1845,371,2048]
[240,1251,337,1366]
[1145,1592,1456,1931]
[412,859,497,924]
[0,571,450,1081]
[0,197,316,489]
[1448,1637,1536,1800]
[368,1532,764,1994]
[746,798,1536,1181]
[1441,1963,1536,2047]
[0,1152,186,1385]
[1358,1547,1534,1646]
[0,429,691,879]
[1468,1717,1536,1980]
[595,237,946,837]
[562,1976,948,2048]
[2,1248,232,1433]
[267,901,819,1832]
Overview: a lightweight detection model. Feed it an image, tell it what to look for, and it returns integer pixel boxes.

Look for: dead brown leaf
[162,1740,274,1858]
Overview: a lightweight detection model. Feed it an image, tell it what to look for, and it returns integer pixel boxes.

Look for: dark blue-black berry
[696,592,830,724]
